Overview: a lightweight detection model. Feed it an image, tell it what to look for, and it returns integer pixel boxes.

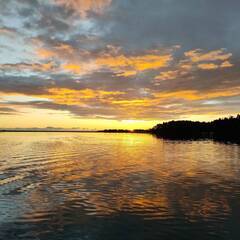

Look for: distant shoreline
[0,130,145,133]
[1,114,239,143]
[0,130,99,133]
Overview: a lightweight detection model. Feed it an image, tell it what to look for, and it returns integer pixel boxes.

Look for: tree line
[150,114,240,142]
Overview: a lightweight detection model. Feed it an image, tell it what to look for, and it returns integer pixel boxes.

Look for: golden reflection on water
[0,133,240,239]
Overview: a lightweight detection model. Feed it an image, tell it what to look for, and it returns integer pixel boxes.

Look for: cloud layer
[0,0,240,127]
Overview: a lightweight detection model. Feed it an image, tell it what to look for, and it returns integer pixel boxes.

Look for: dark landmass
[1,114,239,142]
[99,129,150,133]
[100,115,240,142]
[99,129,131,133]
[151,115,240,142]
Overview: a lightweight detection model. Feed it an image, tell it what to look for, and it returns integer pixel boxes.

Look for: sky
[0,0,240,130]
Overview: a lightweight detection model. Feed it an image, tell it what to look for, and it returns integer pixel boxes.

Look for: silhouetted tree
[151,115,240,142]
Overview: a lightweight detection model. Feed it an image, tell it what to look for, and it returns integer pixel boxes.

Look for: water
[0,133,240,240]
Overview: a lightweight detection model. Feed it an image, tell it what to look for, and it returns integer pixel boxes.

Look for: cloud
[184,49,232,63]
[37,48,56,59]
[220,61,233,68]
[197,63,219,70]
[1,0,240,124]
[0,62,57,74]
[155,70,180,81]
[46,88,125,105]
[96,53,173,75]
[0,106,19,115]
[0,27,17,36]
[155,48,234,82]
[197,62,233,70]
[153,87,240,101]
[62,64,82,74]
[54,0,112,17]
[34,42,174,76]
[2,82,240,120]
[191,49,234,70]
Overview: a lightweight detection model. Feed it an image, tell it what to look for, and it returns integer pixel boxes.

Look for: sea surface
[0,132,240,240]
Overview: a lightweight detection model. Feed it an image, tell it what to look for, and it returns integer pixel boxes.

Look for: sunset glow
[0,1,240,129]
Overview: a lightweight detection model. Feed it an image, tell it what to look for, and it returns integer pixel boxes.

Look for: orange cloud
[97,54,172,75]
[116,70,137,77]
[178,49,233,72]
[155,70,180,81]
[110,88,240,109]
[198,61,234,70]
[111,99,156,107]
[55,0,112,17]
[185,49,232,63]
[153,87,240,101]
[220,61,233,68]
[197,63,219,70]
[2,84,240,122]
[37,48,55,58]
[62,64,82,74]
[36,43,76,59]
[34,44,234,81]
[35,43,173,76]
[47,88,125,105]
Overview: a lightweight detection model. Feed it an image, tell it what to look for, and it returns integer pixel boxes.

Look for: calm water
[0,133,240,240]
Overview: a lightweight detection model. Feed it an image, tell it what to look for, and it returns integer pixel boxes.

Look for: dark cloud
[0,107,19,115]
[100,0,240,52]
[0,76,54,95]
[0,107,17,112]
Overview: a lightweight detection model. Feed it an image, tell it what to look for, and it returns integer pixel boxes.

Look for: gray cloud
[99,0,240,53]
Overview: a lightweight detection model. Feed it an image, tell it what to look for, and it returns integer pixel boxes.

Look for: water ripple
[0,133,240,240]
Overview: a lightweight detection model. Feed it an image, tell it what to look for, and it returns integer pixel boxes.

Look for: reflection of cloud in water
[0,133,240,239]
